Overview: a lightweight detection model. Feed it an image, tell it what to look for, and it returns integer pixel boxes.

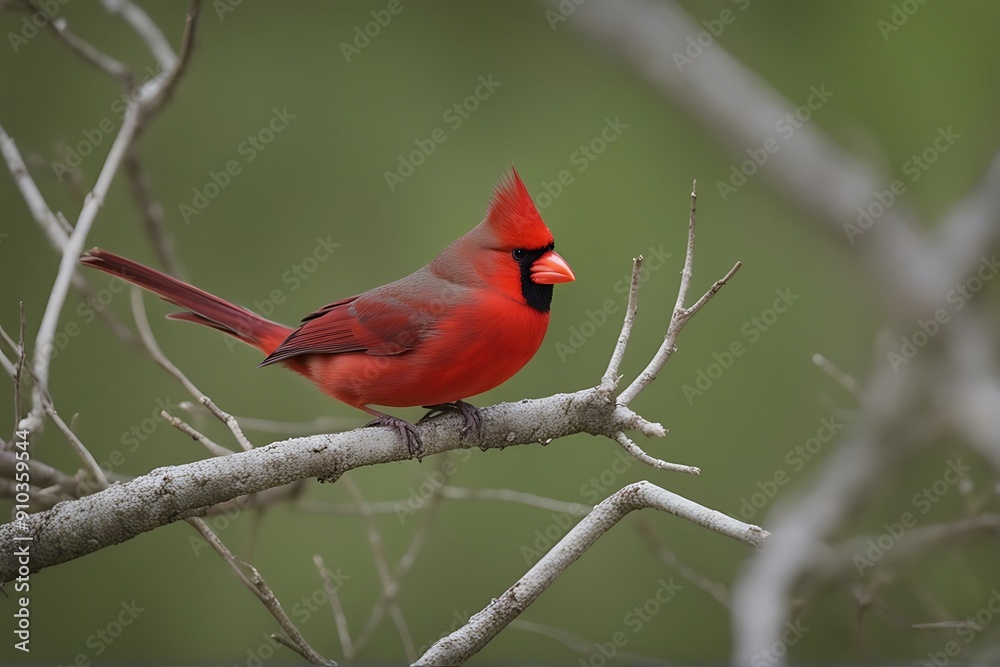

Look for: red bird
[81,169,574,456]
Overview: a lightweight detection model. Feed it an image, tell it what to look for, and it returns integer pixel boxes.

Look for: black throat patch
[517,243,555,314]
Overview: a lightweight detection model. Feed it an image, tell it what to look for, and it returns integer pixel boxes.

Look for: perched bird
[81,168,574,456]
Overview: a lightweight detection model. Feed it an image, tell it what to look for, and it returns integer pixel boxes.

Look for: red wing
[258,292,434,366]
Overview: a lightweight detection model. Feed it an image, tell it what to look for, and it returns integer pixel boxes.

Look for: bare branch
[614,431,699,475]
[101,0,178,72]
[186,517,335,665]
[416,481,767,664]
[43,10,134,87]
[511,619,666,664]
[343,475,416,662]
[161,410,236,458]
[0,383,728,580]
[440,486,590,516]
[130,288,253,451]
[618,182,740,406]
[601,254,642,390]
[314,554,353,659]
[22,101,142,432]
[812,353,862,399]
[633,514,730,608]
[141,0,202,118]
[0,125,63,244]
[353,473,444,656]
[123,150,181,276]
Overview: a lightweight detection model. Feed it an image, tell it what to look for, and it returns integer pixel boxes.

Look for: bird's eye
[512,248,528,261]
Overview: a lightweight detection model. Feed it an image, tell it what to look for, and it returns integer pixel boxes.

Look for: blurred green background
[2,1,999,663]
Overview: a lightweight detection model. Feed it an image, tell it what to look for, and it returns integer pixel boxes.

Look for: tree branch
[0,385,660,581]
[415,480,767,664]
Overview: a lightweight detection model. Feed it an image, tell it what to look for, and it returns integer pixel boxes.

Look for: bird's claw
[366,415,424,460]
[420,400,484,443]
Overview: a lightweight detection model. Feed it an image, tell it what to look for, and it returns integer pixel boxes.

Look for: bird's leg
[420,400,484,443]
[362,407,423,460]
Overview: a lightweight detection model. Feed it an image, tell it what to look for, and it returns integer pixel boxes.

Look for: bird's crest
[484,167,554,249]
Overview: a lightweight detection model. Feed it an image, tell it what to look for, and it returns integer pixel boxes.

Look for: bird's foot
[366,414,423,460]
[420,400,484,443]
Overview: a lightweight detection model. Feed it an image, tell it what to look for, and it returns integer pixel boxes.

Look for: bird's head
[458,167,575,313]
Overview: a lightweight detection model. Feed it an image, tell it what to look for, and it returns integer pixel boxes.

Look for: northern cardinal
[81,168,574,456]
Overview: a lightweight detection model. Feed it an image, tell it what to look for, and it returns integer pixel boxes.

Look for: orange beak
[530,250,576,285]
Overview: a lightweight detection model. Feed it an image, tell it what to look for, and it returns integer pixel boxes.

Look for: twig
[161,410,235,458]
[130,288,252,451]
[23,100,142,432]
[614,431,699,475]
[353,474,445,656]
[633,514,730,608]
[601,255,643,390]
[41,8,134,87]
[1,123,137,348]
[314,554,353,659]
[618,182,741,406]
[123,149,181,276]
[13,307,26,430]
[185,517,335,666]
[343,475,417,662]
[812,353,861,398]
[440,486,590,516]
[141,0,201,118]
[101,0,178,72]
[129,287,203,398]
[0,348,14,379]
[42,398,110,490]
[416,481,767,664]
[4,317,110,487]
[0,450,90,499]
[511,619,667,665]
[0,125,63,245]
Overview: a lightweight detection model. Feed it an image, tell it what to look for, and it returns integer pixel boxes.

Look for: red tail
[80,248,292,355]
